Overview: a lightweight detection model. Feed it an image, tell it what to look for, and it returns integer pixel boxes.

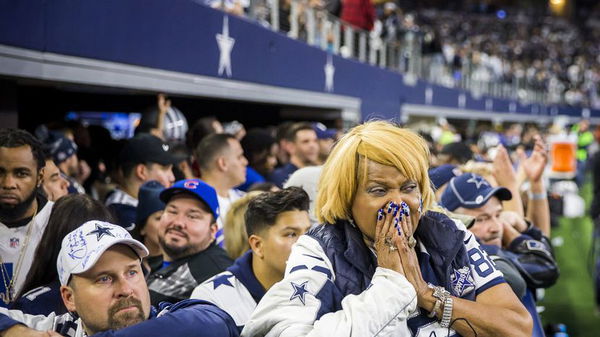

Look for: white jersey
[0,200,53,306]
[241,235,417,337]
[190,251,263,329]
[216,189,244,247]
[104,188,138,207]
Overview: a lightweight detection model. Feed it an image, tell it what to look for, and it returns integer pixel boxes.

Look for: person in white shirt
[191,187,311,329]
[0,128,54,308]
[194,133,248,247]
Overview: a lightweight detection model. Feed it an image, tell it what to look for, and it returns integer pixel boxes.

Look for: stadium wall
[0,0,598,123]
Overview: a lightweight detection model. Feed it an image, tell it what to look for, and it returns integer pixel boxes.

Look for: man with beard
[0,221,239,337]
[147,179,233,305]
[0,128,54,308]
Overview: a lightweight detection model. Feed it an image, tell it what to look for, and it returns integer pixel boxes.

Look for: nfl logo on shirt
[9,238,19,248]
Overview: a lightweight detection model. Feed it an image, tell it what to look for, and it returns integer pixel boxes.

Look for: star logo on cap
[290,281,309,305]
[87,224,115,241]
[466,175,489,189]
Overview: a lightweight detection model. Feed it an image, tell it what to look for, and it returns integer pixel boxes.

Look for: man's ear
[37,167,45,188]
[209,222,218,239]
[135,163,147,181]
[216,156,227,172]
[248,234,264,259]
[60,284,77,313]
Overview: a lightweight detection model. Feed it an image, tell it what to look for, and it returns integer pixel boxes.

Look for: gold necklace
[1,202,38,305]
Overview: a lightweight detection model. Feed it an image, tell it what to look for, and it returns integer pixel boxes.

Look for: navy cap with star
[440,173,512,212]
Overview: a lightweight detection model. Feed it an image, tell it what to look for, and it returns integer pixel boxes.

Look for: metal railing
[242,0,552,106]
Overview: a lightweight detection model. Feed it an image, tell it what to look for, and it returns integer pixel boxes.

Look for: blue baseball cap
[313,122,337,140]
[159,179,220,220]
[136,180,166,228]
[440,173,512,211]
[428,164,461,190]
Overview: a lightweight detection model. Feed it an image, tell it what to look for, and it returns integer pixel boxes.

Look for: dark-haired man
[147,179,232,305]
[268,123,318,188]
[0,220,239,337]
[194,133,247,247]
[191,187,311,329]
[0,128,54,308]
[105,134,176,235]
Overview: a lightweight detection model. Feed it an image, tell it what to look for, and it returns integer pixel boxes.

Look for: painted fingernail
[377,209,384,221]
[401,202,410,216]
[393,216,399,227]
[387,202,397,214]
[397,226,402,236]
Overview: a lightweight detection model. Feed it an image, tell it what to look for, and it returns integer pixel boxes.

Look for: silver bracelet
[427,283,450,319]
[528,191,546,200]
[440,296,453,328]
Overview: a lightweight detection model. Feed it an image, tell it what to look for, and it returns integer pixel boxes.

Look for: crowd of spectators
[1,95,599,335]
[205,0,600,108]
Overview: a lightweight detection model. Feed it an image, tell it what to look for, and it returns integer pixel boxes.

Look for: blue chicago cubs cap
[159,179,220,220]
[428,164,461,190]
[440,173,512,211]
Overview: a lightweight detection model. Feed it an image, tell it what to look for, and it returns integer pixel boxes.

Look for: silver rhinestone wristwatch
[427,283,450,319]
[440,296,454,328]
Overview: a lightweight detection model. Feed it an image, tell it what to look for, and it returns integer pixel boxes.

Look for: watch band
[428,298,442,318]
[427,283,450,319]
[440,296,454,328]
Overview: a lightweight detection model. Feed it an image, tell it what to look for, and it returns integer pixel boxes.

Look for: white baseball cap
[57,220,149,286]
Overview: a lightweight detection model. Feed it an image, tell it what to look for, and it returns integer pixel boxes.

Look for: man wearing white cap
[0,220,239,337]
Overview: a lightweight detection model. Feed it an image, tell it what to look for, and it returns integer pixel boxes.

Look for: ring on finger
[384,236,393,246]
[407,236,417,249]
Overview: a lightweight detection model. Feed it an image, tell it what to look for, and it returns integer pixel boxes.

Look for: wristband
[528,192,546,200]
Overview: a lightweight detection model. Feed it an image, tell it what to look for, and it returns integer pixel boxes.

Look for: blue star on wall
[289,281,309,305]
[86,224,115,241]
[212,274,234,289]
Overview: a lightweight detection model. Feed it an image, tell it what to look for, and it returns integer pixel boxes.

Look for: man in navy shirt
[268,123,319,188]
[0,220,238,337]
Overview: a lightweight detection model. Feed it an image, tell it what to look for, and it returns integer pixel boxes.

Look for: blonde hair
[460,160,493,177]
[459,161,497,186]
[224,191,264,259]
[316,121,434,224]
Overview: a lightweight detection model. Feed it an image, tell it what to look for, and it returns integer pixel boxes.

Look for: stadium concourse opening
[10,81,344,133]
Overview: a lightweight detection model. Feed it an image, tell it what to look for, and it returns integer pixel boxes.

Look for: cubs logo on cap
[159,179,220,220]
[440,173,512,212]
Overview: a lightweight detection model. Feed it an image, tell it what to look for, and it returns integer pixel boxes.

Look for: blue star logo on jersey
[289,281,309,305]
[86,224,115,241]
[466,175,489,189]
[212,274,234,289]
[450,266,475,297]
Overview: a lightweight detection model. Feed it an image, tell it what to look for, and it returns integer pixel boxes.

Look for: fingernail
[377,209,384,221]
[387,202,397,214]
[393,217,399,227]
[397,227,402,236]
[401,202,410,216]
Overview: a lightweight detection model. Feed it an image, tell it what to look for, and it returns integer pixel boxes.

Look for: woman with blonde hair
[242,121,531,337]
[224,191,265,259]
